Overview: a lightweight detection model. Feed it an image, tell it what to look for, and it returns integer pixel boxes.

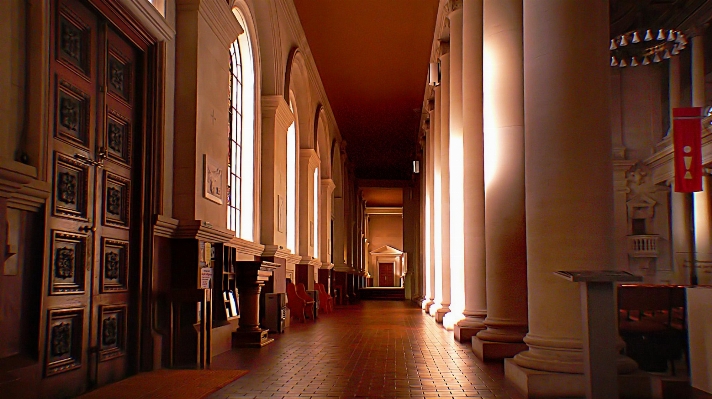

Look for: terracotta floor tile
[209,301,524,399]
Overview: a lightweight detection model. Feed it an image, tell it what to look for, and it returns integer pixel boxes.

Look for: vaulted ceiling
[293,0,439,181]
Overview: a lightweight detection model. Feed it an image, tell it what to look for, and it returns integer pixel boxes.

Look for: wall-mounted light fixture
[428,62,440,86]
[413,161,420,174]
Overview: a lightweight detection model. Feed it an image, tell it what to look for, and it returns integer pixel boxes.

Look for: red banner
[673,107,703,192]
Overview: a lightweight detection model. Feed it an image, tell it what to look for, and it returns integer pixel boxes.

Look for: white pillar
[692,30,711,285]
[430,86,443,316]
[454,0,488,342]
[445,0,466,331]
[423,99,437,311]
[472,0,528,360]
[505,1,636,396]
[430,42,452,322]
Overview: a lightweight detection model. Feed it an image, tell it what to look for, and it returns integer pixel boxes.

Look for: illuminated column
[423,99,437,311]
[692,29,711,285]
[472,0,528,360]
[505,1,636,396]
[453,0,488,342]
[430,42,452,322]
[445,0,466,331]
[668,49,693,283]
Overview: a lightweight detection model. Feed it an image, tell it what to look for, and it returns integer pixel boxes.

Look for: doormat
[77,369,249,399]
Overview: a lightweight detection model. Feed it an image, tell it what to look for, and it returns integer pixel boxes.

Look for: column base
[454,324,482,342]
[504,359,662,399]
[422,299,434,313]
[232,328,274,348]
[434,307,449,323]
[472,337,527,361]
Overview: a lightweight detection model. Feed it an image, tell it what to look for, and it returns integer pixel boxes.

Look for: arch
[244,0,282,96]
[315,106,331,178]
[285,47,314,151]
[331,139,343,198]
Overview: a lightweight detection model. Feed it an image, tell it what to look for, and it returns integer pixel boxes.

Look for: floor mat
[77,369,249,399]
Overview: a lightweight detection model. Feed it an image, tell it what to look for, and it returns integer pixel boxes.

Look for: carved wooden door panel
[44,0,138,394]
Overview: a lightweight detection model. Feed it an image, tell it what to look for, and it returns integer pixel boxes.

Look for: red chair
[286,283,307,323]
[296,283,316,321]
[315,283,334,313]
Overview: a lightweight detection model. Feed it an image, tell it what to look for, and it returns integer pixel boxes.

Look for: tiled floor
[209,300,525,399]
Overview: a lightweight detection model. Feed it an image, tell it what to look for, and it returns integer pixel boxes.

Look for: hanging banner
[673,107,704,192]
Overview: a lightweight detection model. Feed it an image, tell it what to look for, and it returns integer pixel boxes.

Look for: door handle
[78,225,96,233]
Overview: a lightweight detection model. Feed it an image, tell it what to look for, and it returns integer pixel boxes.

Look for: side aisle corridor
[209,301,524,399]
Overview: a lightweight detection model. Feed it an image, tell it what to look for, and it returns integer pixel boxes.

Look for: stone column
[505,2,636,397]
[472,0,528,360]
[430,42,451,322]
[692,29,710,285]
[453,0,488,342]
[668,51,693,283]
[445,0,466,331]
[423,99,437,311]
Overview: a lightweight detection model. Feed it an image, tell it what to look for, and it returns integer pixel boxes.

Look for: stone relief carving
[204,154,223,204]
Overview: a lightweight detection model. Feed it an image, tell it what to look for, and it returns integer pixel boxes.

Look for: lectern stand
[554,270,642,399]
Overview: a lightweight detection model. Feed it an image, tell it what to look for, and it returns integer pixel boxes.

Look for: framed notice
[228,290,239,317]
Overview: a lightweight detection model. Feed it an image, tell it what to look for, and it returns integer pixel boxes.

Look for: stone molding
[228,236,265,257]
[9,180,51,212]
[297,255,321,267]
[320,178,335,191]
[439,41,450,56]
[262,244,293,259]
[153,216,263,252]
[448,0,463,14]
[177,0,242,48]
[262,95,295,133]
[119,0,176,42]
[0,158,50,212]
[300,148,320,170]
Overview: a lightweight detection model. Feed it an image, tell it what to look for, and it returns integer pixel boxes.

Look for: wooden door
[43,0,140,394]
[379,263,394,287]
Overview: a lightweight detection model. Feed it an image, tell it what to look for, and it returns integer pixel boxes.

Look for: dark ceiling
[293,0,439,181]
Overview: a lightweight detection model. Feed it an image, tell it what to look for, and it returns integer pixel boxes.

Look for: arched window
[287,99,297,252]
[227,14,255,240]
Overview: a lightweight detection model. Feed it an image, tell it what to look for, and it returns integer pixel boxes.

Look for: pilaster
[173,0,241,226]
[260,95,295,246]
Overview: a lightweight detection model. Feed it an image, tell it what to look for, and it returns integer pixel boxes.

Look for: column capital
[438,41,450,56]
[262,95,295,132]
[445,0,463,14]
[449,0,463,13]
[300,148,320,170]
[320,178,336,192]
